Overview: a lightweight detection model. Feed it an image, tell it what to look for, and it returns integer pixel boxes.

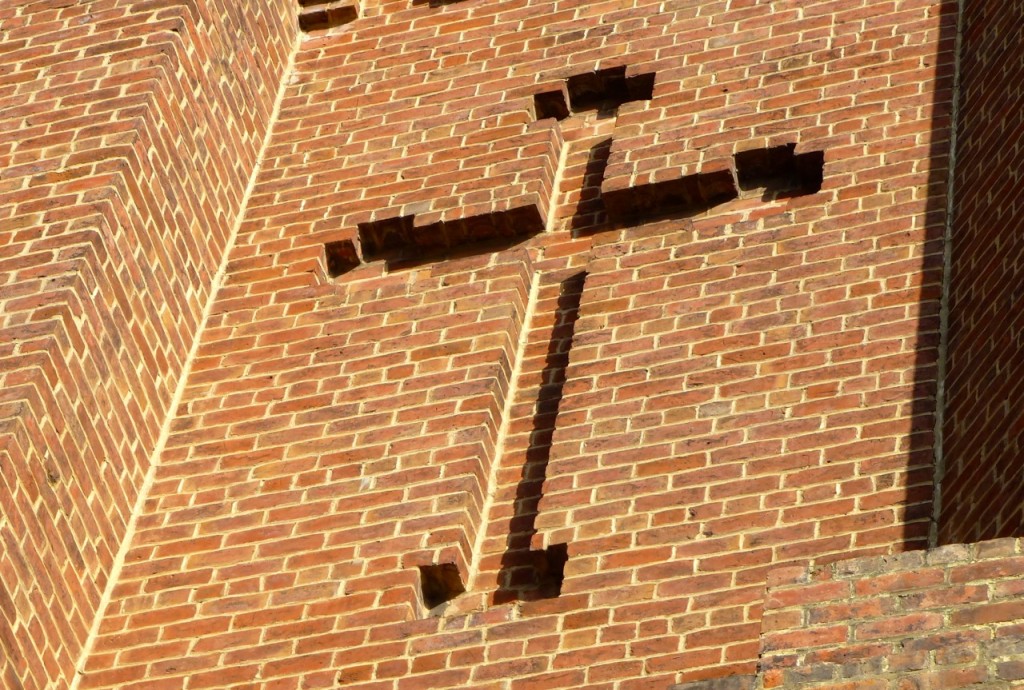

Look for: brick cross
[320,65,828,606]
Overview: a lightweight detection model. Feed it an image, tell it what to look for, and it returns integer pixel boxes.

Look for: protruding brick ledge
[601,159,738,221]
[298,0,358,33]
[357,201,545,263]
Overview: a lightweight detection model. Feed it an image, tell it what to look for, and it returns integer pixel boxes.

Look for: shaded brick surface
[940,0,1024,543]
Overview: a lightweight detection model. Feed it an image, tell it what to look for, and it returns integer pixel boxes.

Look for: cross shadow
[493,271,586,604]
[570,137,614,237]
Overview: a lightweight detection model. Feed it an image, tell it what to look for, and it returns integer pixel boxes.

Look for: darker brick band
[669,675,757,690]
[761,541,1024,690]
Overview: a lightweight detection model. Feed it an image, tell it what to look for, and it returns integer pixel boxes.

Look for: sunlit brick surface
[1,0,982,688]
[73,0,957,688]
[0,2,296,688]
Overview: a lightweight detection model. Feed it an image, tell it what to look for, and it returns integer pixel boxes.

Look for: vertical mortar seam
[67,28,303,688]
[545,134,571,233]
[929,0,966,549]
[466,266,543,590]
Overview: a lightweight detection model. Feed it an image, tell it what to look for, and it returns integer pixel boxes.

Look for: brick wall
[761,538,1024,689]
[0,2,295,688]
[66,0,961,688]
[939,0,1024,543]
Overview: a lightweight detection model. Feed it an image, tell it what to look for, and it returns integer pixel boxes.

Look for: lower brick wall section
[670,676,757,690]
[761,538,1024,689]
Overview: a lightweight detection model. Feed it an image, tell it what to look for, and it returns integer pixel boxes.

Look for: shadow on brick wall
[494,271,586,604]
[938,0,1024,544]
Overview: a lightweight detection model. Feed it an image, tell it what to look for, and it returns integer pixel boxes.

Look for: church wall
[75,0,957,687]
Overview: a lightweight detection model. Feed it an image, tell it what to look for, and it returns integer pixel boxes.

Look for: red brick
[0,1,983,689]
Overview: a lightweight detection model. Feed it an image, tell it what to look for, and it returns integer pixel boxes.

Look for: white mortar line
[545,132,572,233]
[466,267,543,590]
[929,0,966,549]
[69,29,302,689]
